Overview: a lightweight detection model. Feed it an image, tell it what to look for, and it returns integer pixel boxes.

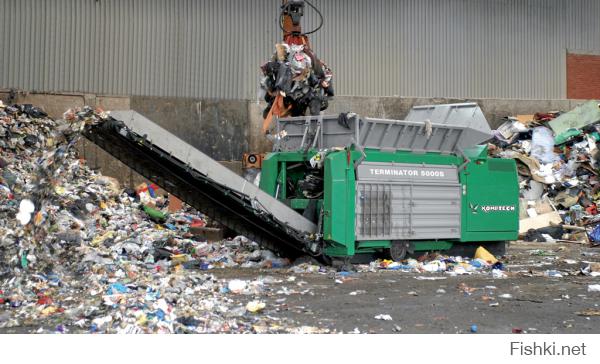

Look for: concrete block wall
[1,89,592,188]
[129,97,250,161]
[324,96,586,130]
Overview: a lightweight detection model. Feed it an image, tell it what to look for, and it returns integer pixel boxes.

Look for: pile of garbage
[0,104,287,272]
[0,104,312,333]
[489,100,600,244]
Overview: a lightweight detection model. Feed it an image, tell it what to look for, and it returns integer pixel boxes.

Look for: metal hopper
[274,102,492,154]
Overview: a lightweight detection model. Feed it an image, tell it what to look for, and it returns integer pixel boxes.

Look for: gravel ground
[207,241,600,334]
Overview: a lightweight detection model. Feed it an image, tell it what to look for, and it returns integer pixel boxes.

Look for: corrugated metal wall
[1,0,599,99]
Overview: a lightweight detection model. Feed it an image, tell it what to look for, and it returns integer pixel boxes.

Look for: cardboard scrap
[515,115,535,125]
[519,211,562,234]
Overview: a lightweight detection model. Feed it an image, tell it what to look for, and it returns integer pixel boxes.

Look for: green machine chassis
[260,146,518,258]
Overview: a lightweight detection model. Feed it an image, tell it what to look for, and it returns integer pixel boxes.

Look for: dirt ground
[208,241,600,334]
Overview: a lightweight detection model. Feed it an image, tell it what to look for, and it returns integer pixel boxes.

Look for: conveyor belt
[83,111,318,258]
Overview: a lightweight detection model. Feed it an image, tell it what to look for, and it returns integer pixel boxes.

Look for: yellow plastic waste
[474,246,498,264]
[136,313,148,326]
[173,264,183,273]
[54,186,66,195]
[246,301,266,313]
[170,254,189,265]
[91,231,115,247]
[41,306,58,316]
[33,211,44,226]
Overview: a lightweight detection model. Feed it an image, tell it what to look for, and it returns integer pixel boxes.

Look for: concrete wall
[1,89,591,187]
[130,97,249,161]
[326,97,588,130]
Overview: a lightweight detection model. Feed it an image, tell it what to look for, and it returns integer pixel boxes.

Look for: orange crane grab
[262,0,331,134]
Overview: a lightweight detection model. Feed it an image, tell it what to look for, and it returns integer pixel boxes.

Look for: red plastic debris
[36,294,53,306]
[586,204,597,215]
[190,218,206,229]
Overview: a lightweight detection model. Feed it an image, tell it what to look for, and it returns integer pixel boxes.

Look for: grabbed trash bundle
[260,42,334,133]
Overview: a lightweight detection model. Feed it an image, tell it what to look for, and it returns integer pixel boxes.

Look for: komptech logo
[469,203,479,214]
[469,203,515,214]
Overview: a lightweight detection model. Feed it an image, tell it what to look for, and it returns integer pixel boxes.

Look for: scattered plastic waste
[246,301,266,313]
[16,199,35,225]
[491,269,507,279]
[365,251,502,276]
[474,246,498,264]
[374,314,393,321]
[545,270,564,278]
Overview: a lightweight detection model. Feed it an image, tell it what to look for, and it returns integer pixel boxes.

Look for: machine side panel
[355,182,461,240]
[462,158,519,238]
[258,153,278,196]
[323,152,356,256]
[355,162,461,241]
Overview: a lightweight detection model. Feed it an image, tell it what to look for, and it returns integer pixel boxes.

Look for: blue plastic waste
[144,288,160,301]
[589,225,600,242]
[107,282,129,295]
[470,260,484,268]
[492,262,504,270]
